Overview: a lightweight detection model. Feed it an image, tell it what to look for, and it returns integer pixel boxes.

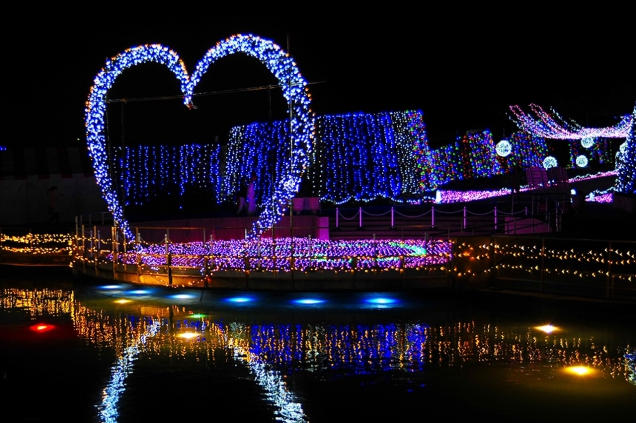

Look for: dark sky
[4,5,634,150]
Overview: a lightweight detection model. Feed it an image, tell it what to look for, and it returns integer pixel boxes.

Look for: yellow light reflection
[535,324,559,334]
[114,299,131,304]
[177,332,199,339]
[564,366,598,377]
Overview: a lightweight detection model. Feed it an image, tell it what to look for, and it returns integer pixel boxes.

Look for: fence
[332,196,564,238]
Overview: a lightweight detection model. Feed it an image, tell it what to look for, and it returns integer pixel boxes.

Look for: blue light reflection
[293,299,325,305]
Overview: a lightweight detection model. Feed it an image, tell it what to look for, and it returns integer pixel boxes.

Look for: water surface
[1,273,635,422]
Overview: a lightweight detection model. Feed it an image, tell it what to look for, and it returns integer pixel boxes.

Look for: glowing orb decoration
[580,137,595,148]
[576,155,589,168]
[85,34,314,242]
[495,140,512,157]
[543,156,558,169]
[536,324,559,334]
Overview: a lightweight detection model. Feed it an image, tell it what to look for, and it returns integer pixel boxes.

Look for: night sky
[4,6,634,151]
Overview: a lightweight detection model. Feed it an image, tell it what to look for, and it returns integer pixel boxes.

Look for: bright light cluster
[615,103,636,194]
[85,34,314,242]
[115,237,453,273]
[575,155,589,168]
[543,156,558,169]
[495,140,512,157]
[509,104,632,139]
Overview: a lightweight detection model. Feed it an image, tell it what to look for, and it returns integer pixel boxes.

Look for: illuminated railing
[71,228,453,276]
[0,229,73,264]
[453,235,636,300]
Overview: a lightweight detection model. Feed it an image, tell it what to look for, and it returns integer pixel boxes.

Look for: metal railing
[333,197,564,237]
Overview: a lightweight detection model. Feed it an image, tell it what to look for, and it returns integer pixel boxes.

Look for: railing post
[607,241,613,299]
[494,207,497,231]
[540,237,545,292]
[431,206,435,228]
[359,207,363,229]
[336,207,339,229]
[463,206,467,229]
[82,225,86,270]
[95,229,100,271]
[165,233,172,286]
[136,229,142,275]
[111,226,117,277]
[390,207,395,229]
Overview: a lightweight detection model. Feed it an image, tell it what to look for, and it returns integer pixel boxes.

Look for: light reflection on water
[1,277,635,422]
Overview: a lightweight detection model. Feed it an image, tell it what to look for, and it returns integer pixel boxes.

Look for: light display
[575,155,588,168]
[118,143,223,207]
[0,233,72,256]
[111,238,453,273]
[615,103,636,194]
[569,137,613,168]
[581,137,595,148]
[495,140,512,157]
[107,109,553,215]
[508,103,632,139]
[85,34,314,242]
[543,156,558,169]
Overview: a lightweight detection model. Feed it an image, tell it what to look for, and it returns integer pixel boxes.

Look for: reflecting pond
[1,272,635,422]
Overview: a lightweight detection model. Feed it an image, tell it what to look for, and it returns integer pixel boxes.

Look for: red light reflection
[30,323,55,333]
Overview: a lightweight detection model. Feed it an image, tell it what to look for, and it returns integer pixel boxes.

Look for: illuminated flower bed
[116,238,452,273]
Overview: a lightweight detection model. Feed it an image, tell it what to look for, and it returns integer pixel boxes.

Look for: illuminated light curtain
[223,121,290,209]
[226,111,427,205]
[456,131,502,179]
[616,103,636,194]
[428,142,463,186]
[118,143,222,208]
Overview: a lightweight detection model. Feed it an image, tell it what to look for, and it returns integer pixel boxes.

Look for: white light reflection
[100,285,123,290]
[536,324,559,334]
[170,294,196,300]
[97,318,161,423]
[230,341,308,422]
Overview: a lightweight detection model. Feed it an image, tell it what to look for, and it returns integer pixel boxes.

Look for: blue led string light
[86,34,314,242]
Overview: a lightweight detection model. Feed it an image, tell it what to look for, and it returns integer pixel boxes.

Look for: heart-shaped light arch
[85,34,314,243]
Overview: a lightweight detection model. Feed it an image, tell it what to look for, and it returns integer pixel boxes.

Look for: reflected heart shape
[85,34,314,242]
